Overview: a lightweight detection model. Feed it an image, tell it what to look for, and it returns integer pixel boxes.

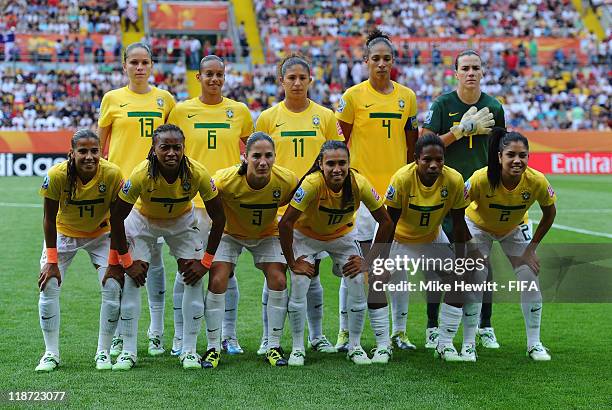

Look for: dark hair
[277,54,311,79]
[487,127,529,190]
[300,140,354,208]
[364,28,395,58]
[123,42,153,63]
[454,49,481,70]
[199,54,224,72]
[67,129,99,201]
[147,124,192,187]
[415,133,445,159]
[237,132,276,176]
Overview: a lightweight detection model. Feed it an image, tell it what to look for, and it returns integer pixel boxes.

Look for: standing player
[168,54,253,356]
[98,42,176,357]
[279,141,393,366]
[255,54,343,355]
[464,128,556,361]
[108,124,225,370]
[335,29,418,353]
[202,132,297,368]
[35,130,123,372]
[421,49,501,349]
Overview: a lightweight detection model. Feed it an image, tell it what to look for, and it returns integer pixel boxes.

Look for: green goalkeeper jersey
[423,91,505,180]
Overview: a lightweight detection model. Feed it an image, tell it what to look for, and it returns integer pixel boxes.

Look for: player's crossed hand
[291,255,315,277]
[126,260,149,287]
[342,255,365,278]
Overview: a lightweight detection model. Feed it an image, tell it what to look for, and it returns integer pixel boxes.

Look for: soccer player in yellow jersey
[465,128,557,361]
[168,55,253,356]
[279,141,393,366]
[107,125,225,370]
[335,29,418,352]
[385,134,475,362]
[201,133,298,368]
[35,130,123,372]
[255,54,343,355]
[98,42,176,357]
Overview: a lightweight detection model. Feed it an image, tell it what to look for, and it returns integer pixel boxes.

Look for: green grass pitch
[0,176,610,408]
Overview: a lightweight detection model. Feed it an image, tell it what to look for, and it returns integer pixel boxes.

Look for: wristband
[119,251,133,269]
[108,249,120,265]
[201,252,214,269]
[46,247,58,264]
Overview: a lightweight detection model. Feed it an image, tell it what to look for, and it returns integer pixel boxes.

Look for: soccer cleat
[434,344,463,362]
[460,343,477,362]
[288,349,306,366]
[477,327,500,349]
[370,346,392,364]
[147,333,165,356]
[95,350,112,370]
[391,331,417,351]
[112,352,137,371]
[425,327,439,349]
[110,337,123,357]
[309,335,337,353]
[335,330,349,352]
[347,346,371,365]
[527,343,551,361]
[257,338,268,356]
[178,352,201,370]
[35,352,60,372]
[222,338,244,355]
[201,349,220,369]
[266,346,288,367]
[171,337,183,356]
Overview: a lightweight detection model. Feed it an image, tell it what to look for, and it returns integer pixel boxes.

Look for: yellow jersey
[335,80,418,197]
[168,96,253,209]
[385,163,469,243]
[290,171,384,241]
[466,166,557,235]
[39,159,123,238]
[98,86,176,177]
[119,158,218,219]
[213,164,298,239]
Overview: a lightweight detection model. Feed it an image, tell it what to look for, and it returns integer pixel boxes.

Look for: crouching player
[108,124,225,370]
[279,141,393,366]
[36,129,123,371]
[465,128,556,361]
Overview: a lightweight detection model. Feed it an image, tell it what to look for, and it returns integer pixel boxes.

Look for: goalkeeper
[421,50,505,350]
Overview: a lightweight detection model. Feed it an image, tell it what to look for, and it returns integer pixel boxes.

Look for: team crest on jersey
[41,175,50,189]
[122,179,131,195]
[440,187,449,199]
[371,188,380,201]
[98,182,106,193]
[293,187,305,204]
[337,98,346,113]
[226,109,234,119]
[157,97,164,108]
[424,110,433,125]
[521,190,531,201]
[398,99,405,110]
[272,189,281,201]
[385,185,396,201]
[182,181,191,191]
[210,178,217,192]
[312,115,321,127]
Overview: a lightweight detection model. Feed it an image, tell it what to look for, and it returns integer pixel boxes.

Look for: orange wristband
[201,252,214,269]
[46,248,58,264]
[119,251,133,269]
[108,249,120,265]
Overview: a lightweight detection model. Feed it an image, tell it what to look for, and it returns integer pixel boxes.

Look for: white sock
[346,274,366,348]
[97,275,121,352]
[204,290,225,351]
[120,276,141,355]
[182,278,204,354]
[462,303,482,345]
[306,275,324,341]
[39,277,61,356]
[438,303,462,346]
[390,270,408,334]
[146,245,165,338]
[267,288,288,349]
[172,271,184,342]
[288,272,310,351]
[368,306,390,348]
[516,265,543,347]
[223,274,239,340]
[338,276,348,332]
[261,278,269,340]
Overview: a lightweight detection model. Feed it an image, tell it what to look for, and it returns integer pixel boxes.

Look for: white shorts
[466,216,533,258]
[40,232,110,276]
[355,203,377,242]
[388,229,455,277]
[125,208,202,262]
[276,214,327,260]
[293,229,362,277]
[215,234,286,266]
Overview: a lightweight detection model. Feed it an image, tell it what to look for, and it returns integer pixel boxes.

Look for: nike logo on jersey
[375,332,383,337]
[449,112,459,116]
[195,247,203,252]
[465,312,478,317]
[173,307,181,310]
[108,318,119,323]
[365,104,374,108]
[530,306,542,313]
[275,122,286,127]
[207,328,219,332]
[350,308,366,313]
[159,290,165,295]
[120,316,133,321]
[225,308,236,312]
[41,315,56,320]
[272,327,284,332]
[120,103,129,108]
[314,304,323,309]
[188,114,197,118]
[400,312,408,317]
[193,315,204,320]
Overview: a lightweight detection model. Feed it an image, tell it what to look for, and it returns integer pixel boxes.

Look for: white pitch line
[0,202,42,208]
[533,220,612,239]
